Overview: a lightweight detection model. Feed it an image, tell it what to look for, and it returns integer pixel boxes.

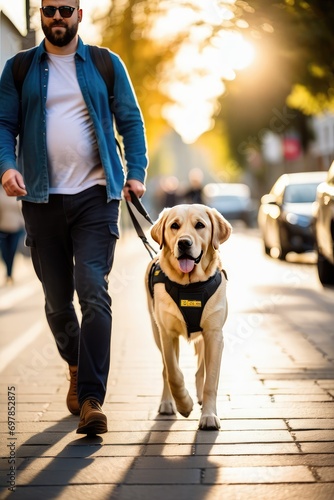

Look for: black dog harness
[149,261,226,337]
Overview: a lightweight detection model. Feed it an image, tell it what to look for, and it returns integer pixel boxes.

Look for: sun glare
[161,30,256,143]
[27,0,255,144]
[214,31,255,71]
[150,1,256,143]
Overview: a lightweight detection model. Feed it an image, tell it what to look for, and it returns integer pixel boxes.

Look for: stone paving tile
[203,465,315,484]
[301,442,334,454]
[14,431,150,447]
[12,463,131,486]
[38,410,152,422]
[218,419,288,430]
[10,404,52,413]
[143,442,300,456]
[259,386,329,394]
[17,456,133,471]
[220,406,334,418]
[50,401,161,412]
[107,483,334,500]
[315,380,334,387]
[288,419,334,430]
[0,411,49,423]
[17,444,144,459]
[124,468,201,485]
[293,430,334,442]
[262,380,334,389]
[317,466,334,482]
[1,484,118,500]
[1,420,78,434]
[147,430,293,444]
[134,454,334,469]
[274,394,333,402]
[0,458,25,471]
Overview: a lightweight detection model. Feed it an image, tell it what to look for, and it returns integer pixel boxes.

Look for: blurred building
[311,113,334,170]
[0,1,35,73]
[260,113,334,193]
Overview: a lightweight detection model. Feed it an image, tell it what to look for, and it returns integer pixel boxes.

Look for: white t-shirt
[46,52,106,194]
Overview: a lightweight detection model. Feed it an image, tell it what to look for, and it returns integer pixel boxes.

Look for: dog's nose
[178,238,193,252]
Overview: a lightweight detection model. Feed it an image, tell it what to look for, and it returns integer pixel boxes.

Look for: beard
[42,20,79,47]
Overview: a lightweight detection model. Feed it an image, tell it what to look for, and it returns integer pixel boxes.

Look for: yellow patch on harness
[180,300,202,307]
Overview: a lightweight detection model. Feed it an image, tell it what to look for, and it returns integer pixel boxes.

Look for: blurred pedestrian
[184,168,204,204]
[160,176,180,208]
[0,1,148,435]
[0,186,25,285]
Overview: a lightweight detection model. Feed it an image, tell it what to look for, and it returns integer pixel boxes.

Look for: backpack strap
[12,47,38,98]
[88,45,122,155]
[11,45,115,105]
[88,45,115,109]
[11,45,116,134]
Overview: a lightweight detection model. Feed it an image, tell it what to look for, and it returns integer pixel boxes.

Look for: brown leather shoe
[66,365,80,415]
[76,399,108,435]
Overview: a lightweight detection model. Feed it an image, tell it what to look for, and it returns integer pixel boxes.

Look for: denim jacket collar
[36,36,86,62]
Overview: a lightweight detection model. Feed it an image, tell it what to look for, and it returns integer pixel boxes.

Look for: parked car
[313,162,334,285]
[202,183,257,227]
[258,171,327,260]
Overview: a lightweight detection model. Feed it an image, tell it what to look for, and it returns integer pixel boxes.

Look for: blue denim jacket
[0,38,148,202]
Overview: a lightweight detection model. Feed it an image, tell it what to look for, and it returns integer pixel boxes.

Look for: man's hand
[123,179,146,201]
[1,169,27,197]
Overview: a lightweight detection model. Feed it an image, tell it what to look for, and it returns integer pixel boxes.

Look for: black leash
[126,191,158,259]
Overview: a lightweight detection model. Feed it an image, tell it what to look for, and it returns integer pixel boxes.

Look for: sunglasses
[41,6,77,18]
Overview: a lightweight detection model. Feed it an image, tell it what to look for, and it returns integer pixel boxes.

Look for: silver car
[258,171,327,260]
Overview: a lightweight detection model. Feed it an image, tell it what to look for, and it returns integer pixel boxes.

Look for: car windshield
[284,183,319,203]
[211,195,246,208]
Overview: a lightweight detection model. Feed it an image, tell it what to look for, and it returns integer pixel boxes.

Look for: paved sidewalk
[0,230,334,499]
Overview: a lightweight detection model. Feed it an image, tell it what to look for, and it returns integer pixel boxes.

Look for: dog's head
[151,204,232,277]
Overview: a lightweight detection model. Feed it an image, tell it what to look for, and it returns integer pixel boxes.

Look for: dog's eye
[195,221,205,229]
[170,222,180,230]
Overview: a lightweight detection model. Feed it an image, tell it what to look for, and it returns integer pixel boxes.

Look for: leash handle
[128,190,154,225]
[126,192,158,259]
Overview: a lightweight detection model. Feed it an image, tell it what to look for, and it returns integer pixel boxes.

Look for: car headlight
[285,213,311,227]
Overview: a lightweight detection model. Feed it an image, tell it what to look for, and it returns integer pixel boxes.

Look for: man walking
[0,1,148,435]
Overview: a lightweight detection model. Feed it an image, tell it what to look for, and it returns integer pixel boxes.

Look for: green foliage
[237,0,334,110]
[214,0,334,166]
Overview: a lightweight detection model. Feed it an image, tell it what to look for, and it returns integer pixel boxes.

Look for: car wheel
[278,248,288,260]
[278,226,289,260]
[264,243,271,256]
[317,250,334,286]
[262,234,271,256]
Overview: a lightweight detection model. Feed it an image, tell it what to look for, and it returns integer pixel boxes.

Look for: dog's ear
[207,207,232,250]
[151,208,170,249]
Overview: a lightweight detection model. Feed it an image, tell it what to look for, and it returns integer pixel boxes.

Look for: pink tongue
[178,258,195,273]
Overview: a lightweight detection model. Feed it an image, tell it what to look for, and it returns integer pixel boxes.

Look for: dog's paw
[176,394,193,418]
[198,413,221,430]
[158,400,177,415]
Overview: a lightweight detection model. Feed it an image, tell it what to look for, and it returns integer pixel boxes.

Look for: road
[0,224,333,499]
[1,225,333,368]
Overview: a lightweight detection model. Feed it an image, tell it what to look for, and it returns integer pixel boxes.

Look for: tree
[235,0,334,112]
[96,0,334,178]
[98,0,190,159]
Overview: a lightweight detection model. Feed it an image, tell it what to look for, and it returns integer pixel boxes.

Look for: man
[0,1,148,435]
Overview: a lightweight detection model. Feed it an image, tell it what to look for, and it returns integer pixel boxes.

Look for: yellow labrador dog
[145,204,232,430]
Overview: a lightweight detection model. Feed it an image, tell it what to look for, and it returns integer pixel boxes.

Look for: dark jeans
[0,229,24,277]
[22,185,119,405]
